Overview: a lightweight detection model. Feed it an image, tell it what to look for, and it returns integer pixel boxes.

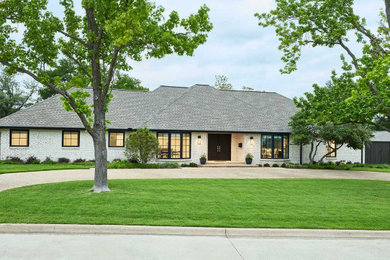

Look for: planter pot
[200,158,206,165]
[245,158,253,165]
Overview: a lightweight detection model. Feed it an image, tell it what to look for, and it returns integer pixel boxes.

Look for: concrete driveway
[0,167,389,192]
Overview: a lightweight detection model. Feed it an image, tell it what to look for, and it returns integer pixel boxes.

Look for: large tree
[0,70,37,118]
[0,0,212,192]
[256,0,390,131]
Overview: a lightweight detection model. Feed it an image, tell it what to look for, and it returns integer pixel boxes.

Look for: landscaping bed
[260,162,390,173]
[0,179,389,230]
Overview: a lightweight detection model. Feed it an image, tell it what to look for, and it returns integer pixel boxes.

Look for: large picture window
[157,132,191,159]
[62,131,80,147]
[261,134,289,159]
[10,129,29,147]
[326,141,336,157]
[109,131,125,147]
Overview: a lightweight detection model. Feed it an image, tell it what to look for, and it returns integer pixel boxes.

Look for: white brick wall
[0,128,380,164]
[0,128,128,162]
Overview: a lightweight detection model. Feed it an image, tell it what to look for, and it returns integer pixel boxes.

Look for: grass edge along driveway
[0,178,389,230]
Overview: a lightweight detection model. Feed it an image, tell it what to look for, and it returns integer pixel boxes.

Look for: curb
[1,224,390,239]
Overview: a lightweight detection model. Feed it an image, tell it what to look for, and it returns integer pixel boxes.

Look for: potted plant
[200,154,207,165]
[245,153,253,164]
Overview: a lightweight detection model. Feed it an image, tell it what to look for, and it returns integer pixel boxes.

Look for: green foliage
[245,153,253,159]
[214,75,233,90]
[0,70,37,118]
[111,72,148,91]
[107,160,179,169]
[257,0,390,131]
[181,162,198,167]
[125,127,159,164]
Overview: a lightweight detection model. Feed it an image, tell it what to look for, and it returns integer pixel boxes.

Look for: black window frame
[326,141,337,158]
[261,134,289,159]
[62,130,80,147]
[10,129,30,147]
[108,131,125,147]
[157,132,191,159]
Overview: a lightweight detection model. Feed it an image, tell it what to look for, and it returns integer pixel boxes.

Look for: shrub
[42,157,56,164]
[181,162,198,167]
[6,156,23,164]
[200,154,207,159]
[159,162,180,168]
[125,127,159,164]
[112,158,122,162]
[346,161,352,164]
[281,163,287,168]
[58,157,70,163]
[73,158,86,163]
[25,156,40,164]
[263,163,270,167]
[272,163,279,167]
[258,164,263,167]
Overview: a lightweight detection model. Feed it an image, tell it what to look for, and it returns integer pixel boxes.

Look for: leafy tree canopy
[214,75,233,90]
[0,70,37,118]
[257,0,390,131]
[111,72,148,91]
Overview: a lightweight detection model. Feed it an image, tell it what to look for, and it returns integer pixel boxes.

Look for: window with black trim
[261,134,289,159]
[109,131,125,147]
[157,132,191,159]
[10,130,29,147]
[326,141,336,157]
[62,131,80,147]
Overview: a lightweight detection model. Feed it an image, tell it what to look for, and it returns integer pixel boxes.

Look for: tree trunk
[92,128,109,192]
[91,95,109,192]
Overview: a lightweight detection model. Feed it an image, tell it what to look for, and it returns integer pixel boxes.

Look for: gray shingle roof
[0,84,298,132]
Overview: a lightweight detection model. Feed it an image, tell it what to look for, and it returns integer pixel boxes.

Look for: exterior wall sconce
[197,135,202,145]
[250,136,254,145]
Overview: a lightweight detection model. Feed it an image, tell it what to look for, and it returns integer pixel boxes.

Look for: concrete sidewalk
[1,224,390,239]
[0,167,390,192]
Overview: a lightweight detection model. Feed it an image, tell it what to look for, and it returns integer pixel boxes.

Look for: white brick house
[0,85,388,164]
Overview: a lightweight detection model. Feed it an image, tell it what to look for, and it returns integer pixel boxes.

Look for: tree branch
[103,47,120,97]
[0,60,95,136]
[337,39,360,70]
[57,29,88,48]
[61,49,92,80]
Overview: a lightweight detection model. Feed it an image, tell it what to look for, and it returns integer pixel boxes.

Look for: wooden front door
[208,134,231,161]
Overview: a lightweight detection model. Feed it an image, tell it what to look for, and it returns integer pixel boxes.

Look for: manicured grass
[0,179,389,230]
[0,161,180,174]
[351,167,390,173]
[0,163,92,174]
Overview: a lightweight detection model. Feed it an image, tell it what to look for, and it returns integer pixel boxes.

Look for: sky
[28,0,387,98]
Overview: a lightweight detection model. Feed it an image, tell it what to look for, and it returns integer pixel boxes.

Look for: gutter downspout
[299,144,303,165]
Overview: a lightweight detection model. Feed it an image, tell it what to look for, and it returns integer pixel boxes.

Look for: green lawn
[0,179,389,230]
[0,163,92,174]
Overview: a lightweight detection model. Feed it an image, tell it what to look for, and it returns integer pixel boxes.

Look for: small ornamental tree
[0,0,212,192]
[289,111,372,164]
[125,127,159,164]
